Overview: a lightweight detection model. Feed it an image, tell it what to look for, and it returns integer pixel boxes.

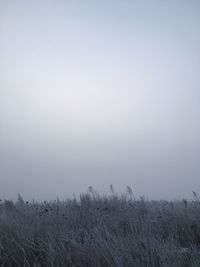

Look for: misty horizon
[0,0,200,201]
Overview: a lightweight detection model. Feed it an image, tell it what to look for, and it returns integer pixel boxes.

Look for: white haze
[0,0,200,200]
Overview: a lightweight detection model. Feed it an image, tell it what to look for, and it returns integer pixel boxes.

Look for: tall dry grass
[0,187,200,266]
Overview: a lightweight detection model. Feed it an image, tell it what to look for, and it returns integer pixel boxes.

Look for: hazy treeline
[0,187,200,266]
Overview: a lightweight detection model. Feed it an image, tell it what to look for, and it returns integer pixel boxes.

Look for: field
[0,187,200,267]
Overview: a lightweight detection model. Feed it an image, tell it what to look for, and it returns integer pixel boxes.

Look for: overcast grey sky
[0,0,200,200]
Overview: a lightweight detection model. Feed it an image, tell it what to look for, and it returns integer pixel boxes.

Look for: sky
[0,0,200,200]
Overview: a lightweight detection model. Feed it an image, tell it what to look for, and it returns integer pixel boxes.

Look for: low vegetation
[0,187,200,266]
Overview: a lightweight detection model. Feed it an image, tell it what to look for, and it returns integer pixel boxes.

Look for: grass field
[0,187,200,266]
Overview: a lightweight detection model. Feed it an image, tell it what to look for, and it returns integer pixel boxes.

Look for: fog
[0,0,200,200]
